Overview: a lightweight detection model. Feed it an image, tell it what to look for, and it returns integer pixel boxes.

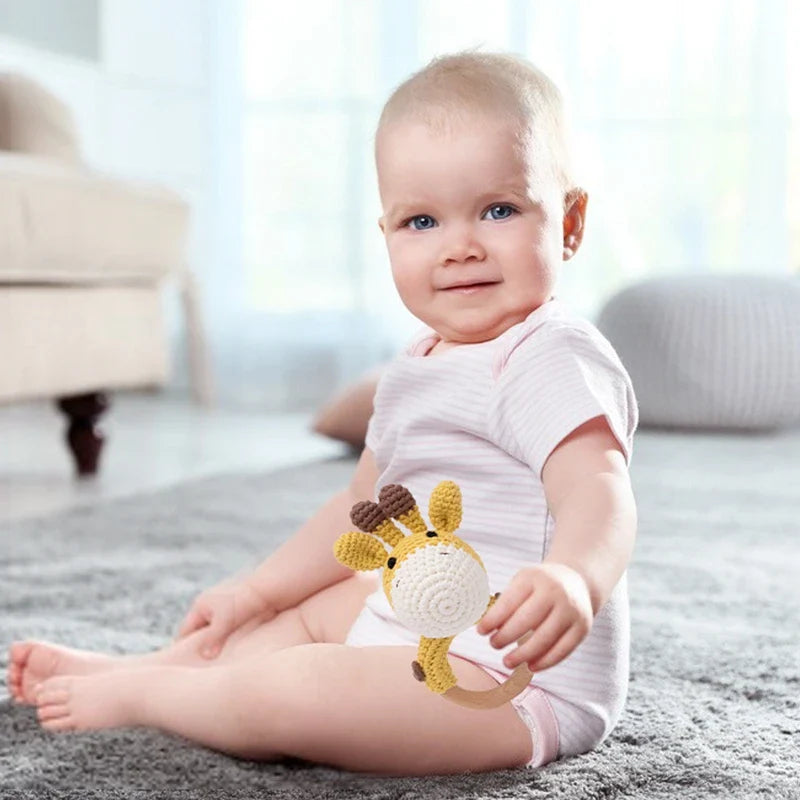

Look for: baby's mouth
[441,281,499,292]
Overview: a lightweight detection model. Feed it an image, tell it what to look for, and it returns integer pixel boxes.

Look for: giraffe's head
[334,481,489,638]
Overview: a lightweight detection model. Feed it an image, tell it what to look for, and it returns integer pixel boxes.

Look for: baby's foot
[34,671,143,732]
[7,641,118,705]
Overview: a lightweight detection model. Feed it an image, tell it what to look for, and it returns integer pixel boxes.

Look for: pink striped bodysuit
[343,296,639,767]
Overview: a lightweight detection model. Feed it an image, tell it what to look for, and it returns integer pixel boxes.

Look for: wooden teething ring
[442,630,535,709]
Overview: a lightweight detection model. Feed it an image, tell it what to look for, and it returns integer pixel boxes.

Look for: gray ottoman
[596,275,800,430]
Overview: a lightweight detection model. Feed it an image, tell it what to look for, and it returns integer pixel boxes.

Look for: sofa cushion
[0,72,81,164]
[0,153,189,284]
[0,284,168,402]
[596,274,800,430]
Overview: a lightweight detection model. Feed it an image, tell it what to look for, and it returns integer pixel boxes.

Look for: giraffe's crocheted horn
[350,501,404,547]
[378,485,428,535]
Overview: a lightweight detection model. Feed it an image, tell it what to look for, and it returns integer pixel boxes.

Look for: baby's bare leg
[7,609,305,705]
[33,642,532,774]
[9,574,375,705]
[34,663,284,760]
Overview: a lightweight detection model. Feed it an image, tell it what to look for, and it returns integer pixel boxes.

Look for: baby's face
[377,115,567,345]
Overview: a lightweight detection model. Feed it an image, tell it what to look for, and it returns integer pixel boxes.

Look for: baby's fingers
[175,609,207,641]
[477,581,532,635]
[489,594,552,650]
[526,625,586,672]
[503,610,567,669]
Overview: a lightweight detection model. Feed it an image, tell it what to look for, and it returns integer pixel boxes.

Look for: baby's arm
[539,415,637,615]
[477,415,636,671]
[247,446,380,613]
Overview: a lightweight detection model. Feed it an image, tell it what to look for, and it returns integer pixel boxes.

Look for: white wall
[0,0,100,61]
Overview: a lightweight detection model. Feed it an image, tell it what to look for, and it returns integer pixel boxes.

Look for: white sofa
[0,72,211,475]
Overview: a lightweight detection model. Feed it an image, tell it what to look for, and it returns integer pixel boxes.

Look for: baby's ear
[333,531,388,572]
[563,189,588,260]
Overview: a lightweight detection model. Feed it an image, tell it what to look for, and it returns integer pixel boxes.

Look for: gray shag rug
[1,428,799,799]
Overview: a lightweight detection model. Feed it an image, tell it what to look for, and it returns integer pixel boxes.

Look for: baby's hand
[175,574,276,659]
[476,563,593,672]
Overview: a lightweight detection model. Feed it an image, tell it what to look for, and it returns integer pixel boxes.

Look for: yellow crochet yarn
[334,480,499,696]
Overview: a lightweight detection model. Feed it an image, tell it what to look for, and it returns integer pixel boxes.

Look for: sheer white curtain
[206,0,797,412]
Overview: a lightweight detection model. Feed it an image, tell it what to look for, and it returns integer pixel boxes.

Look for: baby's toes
[9,641,34,669]
[35,675,71,695]
[39,713,76,733]
[35,677,70,703]
[35,683,75,731]
[37,699,70,721]
[8,664,23,700]
[35,677,70,707]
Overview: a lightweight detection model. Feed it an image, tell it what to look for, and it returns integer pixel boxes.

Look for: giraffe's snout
[390,543,489,638]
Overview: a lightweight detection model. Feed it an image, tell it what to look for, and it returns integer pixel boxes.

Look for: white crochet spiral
[390,542,489,638]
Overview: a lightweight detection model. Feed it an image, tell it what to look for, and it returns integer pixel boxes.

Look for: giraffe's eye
[426,530,438,538]
[387,557,396,568]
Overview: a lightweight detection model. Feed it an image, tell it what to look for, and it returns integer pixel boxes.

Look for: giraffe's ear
[333,531,389,572]
[428,480,463,535]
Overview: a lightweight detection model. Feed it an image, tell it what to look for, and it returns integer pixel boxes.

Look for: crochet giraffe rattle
[333,480,534,710]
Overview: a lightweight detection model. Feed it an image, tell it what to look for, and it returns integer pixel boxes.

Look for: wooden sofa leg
[56,392,110,477]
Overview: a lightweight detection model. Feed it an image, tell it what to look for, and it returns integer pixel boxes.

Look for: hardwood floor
[0,392,347,523]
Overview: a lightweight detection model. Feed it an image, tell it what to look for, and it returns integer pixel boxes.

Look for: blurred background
[3,4,798,780]
[0,0,798,514]
[1,0,797,409]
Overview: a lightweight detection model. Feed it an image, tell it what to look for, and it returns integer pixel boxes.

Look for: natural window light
[240,0,797,322]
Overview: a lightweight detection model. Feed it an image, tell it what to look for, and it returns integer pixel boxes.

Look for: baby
[6,51,638,776]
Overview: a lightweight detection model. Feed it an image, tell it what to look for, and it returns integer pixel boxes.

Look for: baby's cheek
[391,257,430,297]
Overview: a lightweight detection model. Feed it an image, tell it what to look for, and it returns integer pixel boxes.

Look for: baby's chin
[431,309,541,345]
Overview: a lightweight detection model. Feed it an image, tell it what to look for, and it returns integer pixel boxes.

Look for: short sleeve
[364,367,390,452]
[488,324,639,480]
[365,410,380,452]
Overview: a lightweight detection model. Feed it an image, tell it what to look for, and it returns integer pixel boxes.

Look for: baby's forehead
[379,111,553,164]
[379,108,526,144]
[376,114,557,191]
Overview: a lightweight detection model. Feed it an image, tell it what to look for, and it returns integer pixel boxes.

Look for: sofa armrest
[0,152,190,284]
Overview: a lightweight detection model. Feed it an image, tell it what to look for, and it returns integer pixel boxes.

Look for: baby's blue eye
[407,215,437,231]
[483,204,516,221]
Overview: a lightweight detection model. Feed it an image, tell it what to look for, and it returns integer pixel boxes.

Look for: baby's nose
[440,226,486,264]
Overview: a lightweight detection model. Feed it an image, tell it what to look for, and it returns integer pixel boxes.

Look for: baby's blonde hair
[377,50,575,195]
